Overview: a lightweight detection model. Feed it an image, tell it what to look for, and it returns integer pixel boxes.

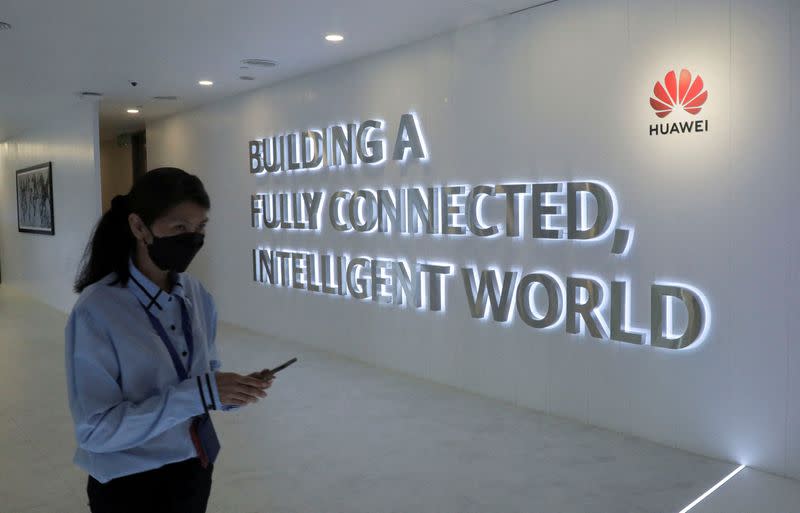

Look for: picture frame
[16,162,55,235]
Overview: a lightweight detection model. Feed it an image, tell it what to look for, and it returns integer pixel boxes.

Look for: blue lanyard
[138,297,194,381]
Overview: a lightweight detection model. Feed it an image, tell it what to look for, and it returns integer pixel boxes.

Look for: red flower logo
[650,69,708,118]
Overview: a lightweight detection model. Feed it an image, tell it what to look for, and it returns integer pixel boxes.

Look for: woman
[66,167,274,513]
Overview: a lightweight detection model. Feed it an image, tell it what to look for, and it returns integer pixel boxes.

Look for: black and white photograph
[16,161,54,235]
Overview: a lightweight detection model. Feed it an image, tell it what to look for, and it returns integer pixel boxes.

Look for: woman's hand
[248,369,276,388]
[214,372,270,407]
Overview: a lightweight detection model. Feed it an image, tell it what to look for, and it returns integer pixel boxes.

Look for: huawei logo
[649,69,708,118]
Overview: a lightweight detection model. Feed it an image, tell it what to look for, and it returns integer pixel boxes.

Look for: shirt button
[168,297,173,302]
[170,325,176,331]
[182,351,188,357]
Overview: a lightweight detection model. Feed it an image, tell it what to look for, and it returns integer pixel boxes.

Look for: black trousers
[87,458,213,513]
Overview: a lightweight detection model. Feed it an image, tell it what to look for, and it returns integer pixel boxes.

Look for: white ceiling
[0,0,549,143]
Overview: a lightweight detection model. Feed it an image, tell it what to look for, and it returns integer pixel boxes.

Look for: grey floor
[1,286,799,513]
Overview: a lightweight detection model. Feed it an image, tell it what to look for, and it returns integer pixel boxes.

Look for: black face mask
[146,229,205,273]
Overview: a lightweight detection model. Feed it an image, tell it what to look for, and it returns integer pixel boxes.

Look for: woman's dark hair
[74,167,210,293]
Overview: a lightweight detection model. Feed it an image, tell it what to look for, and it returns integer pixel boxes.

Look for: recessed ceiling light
[127,108,140,114]
[325,34,344,42]
[198,80,213,86]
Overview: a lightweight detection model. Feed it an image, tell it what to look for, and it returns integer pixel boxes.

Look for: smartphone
[269,357,298,374]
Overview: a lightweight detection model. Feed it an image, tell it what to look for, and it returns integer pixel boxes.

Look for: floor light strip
[678,464,746,513]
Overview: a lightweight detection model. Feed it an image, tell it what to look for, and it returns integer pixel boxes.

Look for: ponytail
[74,195,135,292]
[74,167,210,293]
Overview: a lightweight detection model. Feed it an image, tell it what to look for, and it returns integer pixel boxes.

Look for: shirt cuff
[197,372,221,411]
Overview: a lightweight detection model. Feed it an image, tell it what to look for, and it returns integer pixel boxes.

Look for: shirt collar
[127,258,188,312]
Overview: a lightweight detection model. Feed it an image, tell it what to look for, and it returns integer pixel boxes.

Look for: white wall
[0,101,101,313]
[99,140,133,213]
[147,0,800,478]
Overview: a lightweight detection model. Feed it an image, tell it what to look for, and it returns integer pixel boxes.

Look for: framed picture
[16,162,55,235]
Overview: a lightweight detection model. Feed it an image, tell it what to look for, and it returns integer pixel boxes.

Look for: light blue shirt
[65,259,235,483]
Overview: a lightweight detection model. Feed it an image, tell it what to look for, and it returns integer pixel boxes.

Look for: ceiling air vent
[78,91,103,99]
[0,22,11,31]
[239,76,255,81]
[241,58,277,68]
[152,96,179,101]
